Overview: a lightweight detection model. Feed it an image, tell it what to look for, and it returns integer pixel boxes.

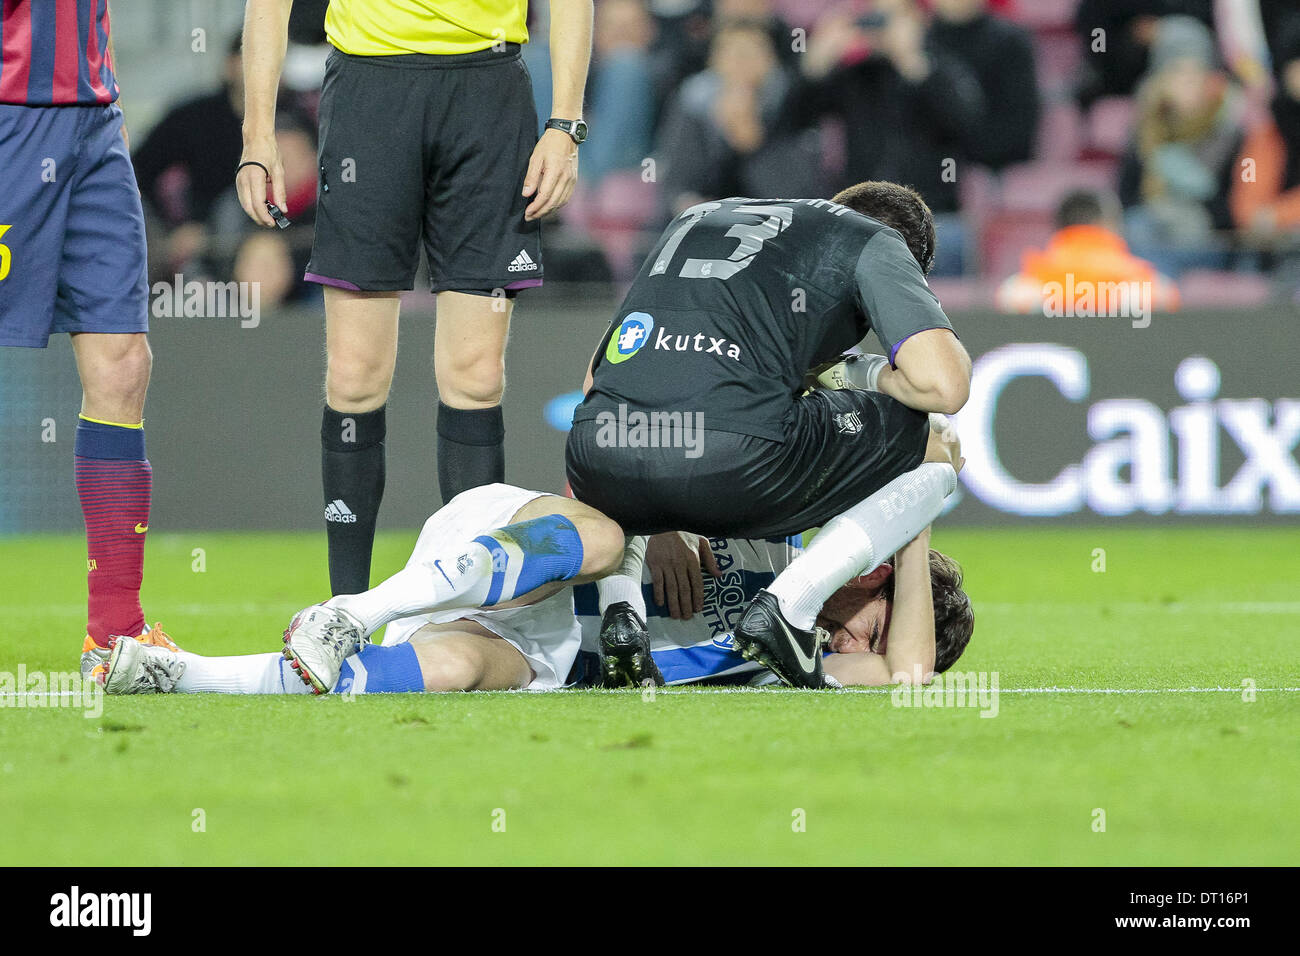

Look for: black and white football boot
[598,601,664,688]
[732,589,832,689]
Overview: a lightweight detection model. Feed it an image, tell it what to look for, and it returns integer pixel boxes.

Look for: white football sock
[769,462,958,629]
[327,541,495,637]
[174,651,312,695]
[596,535,648,620]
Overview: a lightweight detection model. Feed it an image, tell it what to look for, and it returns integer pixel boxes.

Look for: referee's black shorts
[565,388,931,537]
[305,44,542,294]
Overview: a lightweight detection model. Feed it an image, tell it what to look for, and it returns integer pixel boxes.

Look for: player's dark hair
[927,550,973,673]
[1055,189,1114,229]
[832,181,937,275]
[882,549,974,673]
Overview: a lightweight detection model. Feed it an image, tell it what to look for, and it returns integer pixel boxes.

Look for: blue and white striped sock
[328,514,585,634]
[333,643,425,694]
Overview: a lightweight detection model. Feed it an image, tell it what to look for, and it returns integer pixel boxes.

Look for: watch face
[573,120,588,143]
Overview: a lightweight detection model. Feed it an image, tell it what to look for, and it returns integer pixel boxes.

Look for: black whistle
[266,201,291,229]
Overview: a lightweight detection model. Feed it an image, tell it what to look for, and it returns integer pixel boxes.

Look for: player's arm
[853,229,972,415]
[876,526,937,682]
[524,0,593,221]
[824,528,937,686]
[235,0,293,227]
[822,648,893,686]
[877,329,971,415]
[807,338,970,417]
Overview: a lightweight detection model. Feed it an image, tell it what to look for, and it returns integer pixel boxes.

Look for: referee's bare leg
[432,289,512,503]
[320,287,513,598]
[321,288,399,597]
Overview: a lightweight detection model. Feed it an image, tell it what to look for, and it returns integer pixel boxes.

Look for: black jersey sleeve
[852,228,955,365]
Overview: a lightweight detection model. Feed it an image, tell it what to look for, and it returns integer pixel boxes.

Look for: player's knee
[116,337,153,391]
[579,515,626,579]
[326,350,394,411]
[422,644,486,692]
[93,333,152,381]
[437,351,506,407]
[80,335,152,415]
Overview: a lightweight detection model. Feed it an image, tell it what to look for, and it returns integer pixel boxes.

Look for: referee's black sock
[321,405,386,596]
[436,401,505,503]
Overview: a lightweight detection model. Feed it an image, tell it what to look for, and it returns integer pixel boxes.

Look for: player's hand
[236,135,288,228]
[646,532,722,621]
[523,127,579,222]
[810,359,851,391]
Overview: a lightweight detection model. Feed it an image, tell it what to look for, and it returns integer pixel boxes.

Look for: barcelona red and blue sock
[75,415,151,647]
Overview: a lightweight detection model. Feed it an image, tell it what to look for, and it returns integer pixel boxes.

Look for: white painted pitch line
[3,686,1298,700]
[976,602,1300,614]
[647,686,1300,696]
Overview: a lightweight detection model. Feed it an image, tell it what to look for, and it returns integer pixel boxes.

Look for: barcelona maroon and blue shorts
[0,102,148,348]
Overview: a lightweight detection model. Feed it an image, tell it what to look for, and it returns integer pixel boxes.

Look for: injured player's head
[814,549,974,673]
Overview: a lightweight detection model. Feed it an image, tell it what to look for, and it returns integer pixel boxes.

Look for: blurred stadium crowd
[128,0,1300,310]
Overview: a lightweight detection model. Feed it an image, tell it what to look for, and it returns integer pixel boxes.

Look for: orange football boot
[80,623,181,678]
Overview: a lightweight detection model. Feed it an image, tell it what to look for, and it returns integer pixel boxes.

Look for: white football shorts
[379,483,583,691]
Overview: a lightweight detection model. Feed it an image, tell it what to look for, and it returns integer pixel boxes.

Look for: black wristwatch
[545,117,588,144]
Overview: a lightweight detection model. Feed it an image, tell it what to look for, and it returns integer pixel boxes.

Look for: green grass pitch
[0,526,1296,865]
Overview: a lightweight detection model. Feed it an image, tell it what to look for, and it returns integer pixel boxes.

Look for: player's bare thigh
[406,618,534,691]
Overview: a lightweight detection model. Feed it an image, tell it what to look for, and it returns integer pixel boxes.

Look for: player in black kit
[566,181,972,688]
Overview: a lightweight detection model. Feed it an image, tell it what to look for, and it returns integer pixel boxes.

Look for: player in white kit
[97,484,973,695]
[572,529,971,687]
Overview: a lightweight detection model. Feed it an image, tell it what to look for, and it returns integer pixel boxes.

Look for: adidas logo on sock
[325,499,358,523]
[507,249,537,272]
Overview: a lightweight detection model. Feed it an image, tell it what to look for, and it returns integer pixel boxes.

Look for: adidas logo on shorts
[325,499,358,523]
[507,249,538,272]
